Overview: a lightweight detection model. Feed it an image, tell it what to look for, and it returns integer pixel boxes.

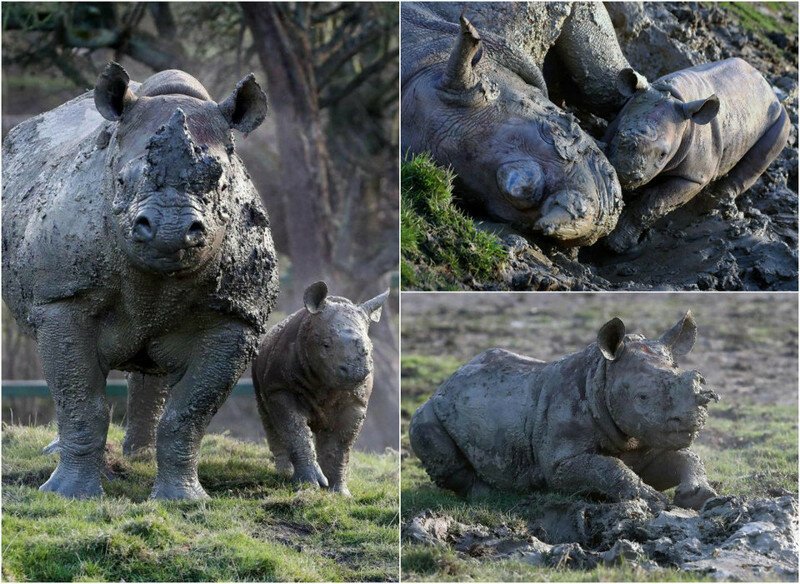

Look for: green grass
[400,353,798,582]
[719,2,798,37]
[2,424,399,582]
[401,153,506,290]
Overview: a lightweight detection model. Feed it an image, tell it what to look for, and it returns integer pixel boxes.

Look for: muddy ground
[400,293,798,581]
[446,2,799,291]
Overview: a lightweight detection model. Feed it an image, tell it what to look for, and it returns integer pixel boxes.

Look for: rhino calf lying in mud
[252,282,390,496]
[2,63,277,499]
[604,57,791,251]
[410,312,720,510]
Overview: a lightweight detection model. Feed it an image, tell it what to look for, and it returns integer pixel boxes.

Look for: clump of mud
[483,2,798,291]
[403,495,798,581]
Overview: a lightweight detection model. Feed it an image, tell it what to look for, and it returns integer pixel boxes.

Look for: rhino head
[596,311,719,450]
[94,62,267,274]
[301,281,389,389]
[403,15,622,246]
[605,69,719,190]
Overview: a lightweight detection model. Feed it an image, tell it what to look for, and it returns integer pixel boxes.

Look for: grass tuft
[401,153,506,289]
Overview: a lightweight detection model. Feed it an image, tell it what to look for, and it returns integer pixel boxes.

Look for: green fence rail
[2,379,256,398]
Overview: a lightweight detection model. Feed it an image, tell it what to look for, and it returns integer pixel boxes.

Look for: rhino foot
[151,477,210,500]
[605,220,646,253]
[327,482,352,497]
[674,482,717,511]
[291,463,329,489]
[39,463,104,499]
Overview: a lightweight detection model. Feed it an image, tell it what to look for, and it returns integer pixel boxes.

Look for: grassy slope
[2,424,399,582]
[400,354,798,582]
[401,154,506,290]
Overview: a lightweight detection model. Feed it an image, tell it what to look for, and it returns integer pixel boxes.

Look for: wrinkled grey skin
[2,63,278,499]
[252,282,389,497]
[402,2,631,246]
[410,312,720,511]
[604,57,791,251]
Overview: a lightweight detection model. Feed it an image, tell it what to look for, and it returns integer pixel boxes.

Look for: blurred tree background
[1,2,399,450]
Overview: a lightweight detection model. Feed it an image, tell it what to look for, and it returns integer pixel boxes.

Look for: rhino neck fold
[586,355,633,452]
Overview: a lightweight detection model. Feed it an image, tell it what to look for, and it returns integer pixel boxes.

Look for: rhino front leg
[624,448,716,511]
[263,391,328,489]
[316,406,367,496]
[550,453,668,511]
[254,380,293,477]
[709,106,790,209]
[123,373,170,457]
[150,322,255,500]
[34,302,109,498]
[606,176,705,252]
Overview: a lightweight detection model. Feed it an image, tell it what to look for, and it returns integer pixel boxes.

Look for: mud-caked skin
[410,312,720,511]
[604,58,791,251]
[2,63,278,499]
[252,282,390,497]
[402,3,631,246]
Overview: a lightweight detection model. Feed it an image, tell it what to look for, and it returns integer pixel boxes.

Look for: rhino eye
[636,393,648,401]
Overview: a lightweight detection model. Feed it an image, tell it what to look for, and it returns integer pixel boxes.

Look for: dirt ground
[401,292,798,407]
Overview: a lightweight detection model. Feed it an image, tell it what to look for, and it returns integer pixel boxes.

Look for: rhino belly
[431,348,544,492]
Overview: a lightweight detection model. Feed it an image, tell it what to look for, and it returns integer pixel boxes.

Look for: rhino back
[2,92,116,331]
[661,58,781,175]
[431,348,547,491]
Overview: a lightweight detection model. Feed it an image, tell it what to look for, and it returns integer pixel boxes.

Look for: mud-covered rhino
[604,58,791,251]
[402,2,634,246]
[2,63,278,499]
[252,282,390,496]
[409,312,720,510]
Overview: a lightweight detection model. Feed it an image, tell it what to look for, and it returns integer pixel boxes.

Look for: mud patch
[403,496,798,580]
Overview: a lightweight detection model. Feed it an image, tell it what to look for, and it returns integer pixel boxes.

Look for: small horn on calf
[441,13,482,91]
[496,161,545,208]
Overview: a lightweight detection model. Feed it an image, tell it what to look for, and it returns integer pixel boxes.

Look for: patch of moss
[401,153,506,289]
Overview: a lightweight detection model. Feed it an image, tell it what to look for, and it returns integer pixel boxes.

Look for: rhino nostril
[184,220,207,247]
[132,214,154,242]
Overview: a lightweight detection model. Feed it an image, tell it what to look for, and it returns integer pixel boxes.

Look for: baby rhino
[604,58,790,251]
[253,281,389,496]
[410,312,720,510]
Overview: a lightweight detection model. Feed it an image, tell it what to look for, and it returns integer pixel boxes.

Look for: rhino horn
[304,281,328,314]
[533,191,593,242]
[660,310,697,356]
[441,13,483,91]
[497,161,544,208]
[361,289,390,323]
[95,62,138,121]
[147,109,222,188]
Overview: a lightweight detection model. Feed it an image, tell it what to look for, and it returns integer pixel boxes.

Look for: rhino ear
[660,311,697,356]
[616,68,649,98]
[598,317,626,361]
[303,281,328,314]
[682,95,719,125]
[361,289,390,323]
[95,62,138,121]
[441,13,483,91]
[218,73,268,135]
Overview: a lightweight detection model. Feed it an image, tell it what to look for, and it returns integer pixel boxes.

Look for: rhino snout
[533,190,593,241]
[131,207,209,252]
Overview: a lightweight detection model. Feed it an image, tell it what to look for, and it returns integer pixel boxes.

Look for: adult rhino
[402,2,634,246]
[2,63,278,499]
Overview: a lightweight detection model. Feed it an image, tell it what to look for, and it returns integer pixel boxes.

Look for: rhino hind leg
[123,373,169,457]
[36,302,110,498]
[706,105,791,213]
[409,401,485,498]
